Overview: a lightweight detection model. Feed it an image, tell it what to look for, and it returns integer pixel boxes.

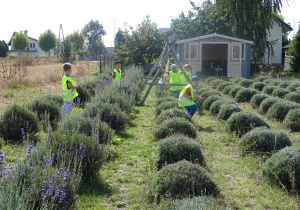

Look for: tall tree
[59,38,75,63]
[68,31,85,53]
[288,23,300,72]
[11,32,30,51]
[0,40,8,57]
[38,29,57,56]
[81,20,106,59]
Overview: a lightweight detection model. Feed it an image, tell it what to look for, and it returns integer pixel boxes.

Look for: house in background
[7,30,54,57]
[175,33,253,78]
[263,17,293,66]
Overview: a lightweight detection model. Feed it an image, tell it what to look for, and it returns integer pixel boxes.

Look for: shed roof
[275,17,293,33]
[176,33,254,44]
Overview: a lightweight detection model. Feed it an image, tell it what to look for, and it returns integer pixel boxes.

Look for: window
[30,43,32,48]
[231,45,241,61]
[190,45,198,60]
[242,44,245,59]
[184,44,189,60]
[33,43,35,48]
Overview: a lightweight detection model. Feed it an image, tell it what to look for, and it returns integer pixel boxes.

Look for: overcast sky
[0,0,298,47]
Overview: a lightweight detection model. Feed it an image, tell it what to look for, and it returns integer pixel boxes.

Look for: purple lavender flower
[59,193,66,203]
[90,110,93,116]
[48,139,52,144]
[43,170,47,173]
[12,176,15,182]
[27,143,34,157]
[41,180,46,191]
[80,142,83,150]
[26,121,29,129]
[21,128,25,135]
[50,174,55,185]
[63,169,69,180]
[57,168,63,175]
[0,151,4,163]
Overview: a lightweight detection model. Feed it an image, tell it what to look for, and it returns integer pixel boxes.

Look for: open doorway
[201,44,228,76]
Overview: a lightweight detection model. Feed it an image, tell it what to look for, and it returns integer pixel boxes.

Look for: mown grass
[76,90,157,209]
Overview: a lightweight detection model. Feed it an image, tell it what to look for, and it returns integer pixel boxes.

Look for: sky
[0,0,299,47]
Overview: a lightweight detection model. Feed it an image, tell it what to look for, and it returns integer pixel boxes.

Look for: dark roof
[158,28,174,36]
[7,32,38,46]
[275,17,293,33]
[283,43,292,49]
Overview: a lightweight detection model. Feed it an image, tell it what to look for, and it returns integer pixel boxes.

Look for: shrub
[217,104,242,121]
[259,97,280,114]
[262,146,300,192]
[238,127,292,155]
[225,112,270,137]
[0,104,39,141]
[262,86,278,95]
[80,79,99,96]
[156,108,192,124]
[153,118,196,141]
[251,82,268,91]
[238,79,253,87]
[284,109,300,132]
[216,82,234,92]
[201,90,222,99]
[154,160,219,199]
[39,94,64,106]
[197,87,212,95]
[156,96,177,105]
[205,77,219,85]
[228,86,244,98]
[29,97,61,122]
[158,196,228,210]
[267,100,300,121]
[250,94,269,108]
[272,88,290,98]
[222,85,236,94]
[285,92,300,103]
[155,101,179,116]
[264,79,275,84]
[50,131,107,182]
[157,135,204,169]
[269,80,281,86]
[287,82,300,92]
[235,88,259,103]
[279,81,292,88]
[255,76,269,82]
[210,99,236,114]
[58,113,114,144]
[230,77,244,84]
[202,95,223,110]
[210,79,224,89]
[76,86,91,104]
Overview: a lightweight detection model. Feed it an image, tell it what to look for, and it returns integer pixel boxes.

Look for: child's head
[63,63,72,74]
[114,60,122,70]
[170,64,177,72]
[183,64,192,72]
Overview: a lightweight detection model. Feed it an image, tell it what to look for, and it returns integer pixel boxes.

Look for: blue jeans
[185,104,198,117]
[171,90,181,97]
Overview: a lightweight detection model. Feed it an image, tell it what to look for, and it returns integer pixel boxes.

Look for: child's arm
[111,72,116,81]
[194,92,203,101]
[67,82,79,89]
[121,70,125,77]
[159,64,169,75]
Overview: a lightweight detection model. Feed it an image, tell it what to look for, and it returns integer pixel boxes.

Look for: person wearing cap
[111,60,125,85]
[178,76,203,117]
[160,63,182,97]
[179,64,192,90]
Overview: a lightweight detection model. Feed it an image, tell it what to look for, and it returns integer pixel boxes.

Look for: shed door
[229,43,242,77]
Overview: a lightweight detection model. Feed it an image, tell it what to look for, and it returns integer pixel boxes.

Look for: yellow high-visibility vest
[180,72,191,89]
[112,69,122,85]
[178,84,195,107]
[62,75,78,101]
[169,71,181,91]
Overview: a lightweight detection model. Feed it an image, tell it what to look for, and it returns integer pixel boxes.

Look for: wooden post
[104,55,106,68]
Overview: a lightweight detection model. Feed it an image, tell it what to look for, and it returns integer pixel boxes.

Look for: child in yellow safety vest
[111,60,125,85]
[179,64,192,90]
[160,63,182,97]
[61,63,79,118]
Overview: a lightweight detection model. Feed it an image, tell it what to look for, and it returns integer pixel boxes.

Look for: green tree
[0,40,8,57]
[288,23,300,72]
[38,29,57,56]
[68,31,85,53]
[59,38,75,63]
[81,20,106,59]
[114,16,164,66]
[11,32,30,51]
[114,29,126,48]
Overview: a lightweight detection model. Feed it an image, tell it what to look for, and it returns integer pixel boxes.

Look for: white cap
[170,64,177,70]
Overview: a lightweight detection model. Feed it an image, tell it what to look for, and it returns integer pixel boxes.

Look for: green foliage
[269,80,281,86]
[262,146,300,191]
[29,96,60,122]
[210,99,236,114]
[157,135,204,169]
[82,19,106,59]
[156,96,177,105]
[228,86,245,98]
[284,109,300,132]
[230,77,244,84]
[251,82,268,91]
[0,40,8,57]
[210,79,224,89]
[222,85,236,94]
[238,127,292,155]
[205,77,219,84]
[77,86,91,104]
[255,76,269,82]
[58,113,114,144]
[250,94,269,108]
[288,25,300,72]
[216,82,234,91]
[201,90,222,99]
[80,79,99,96]
[59,38,75,63]
[156,108,192,124]
[202,95,223,110]
[225,112,270,137]
[154,160,219,199]
[153,118,197,141]
[238,79,253,88]
[68,31,85,53]
[155,101,179,116]
[262,86,278,95]
[259,97,280,114]
[217,104,242,121]
[287,82,300,92]
[38,29,57,54]
[264,79,275,84]
[272,88,290,98]
[197,87,212,95]
[235,88,259,103]
[267,101,300,121]
[279,81,292,88]
[0,104,39,141]
[11,32,30,51]
[40,94,64,106]
[114,16,164,66]
[285,92,300,103]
